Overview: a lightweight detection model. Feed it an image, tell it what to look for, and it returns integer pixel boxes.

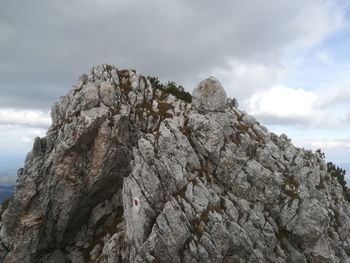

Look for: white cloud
[0,125,47,153]
[314,50,334,65]
[245,83,350,129]
[247,86,318,125]
[21,129,46,143]
[311,139,350,149]
[289,0,345,49]
[0,109,51,128]
[317,85,350,108]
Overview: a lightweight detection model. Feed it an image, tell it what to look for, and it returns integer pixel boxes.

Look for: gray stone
[192,77,227,112]
[227,97,239,108]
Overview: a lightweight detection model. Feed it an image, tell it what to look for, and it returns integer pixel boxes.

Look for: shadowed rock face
[0,64,349,263]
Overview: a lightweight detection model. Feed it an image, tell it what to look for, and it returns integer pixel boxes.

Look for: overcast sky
[1,0,350,170]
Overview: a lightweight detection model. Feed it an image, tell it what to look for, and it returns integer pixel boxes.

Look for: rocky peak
[0,64,349,263]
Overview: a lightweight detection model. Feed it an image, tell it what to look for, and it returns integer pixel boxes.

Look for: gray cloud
[0,80,69,109]
[318,86,350,108]
[252,113,314,127]
[346,112,350,122]
[0,0,345,109]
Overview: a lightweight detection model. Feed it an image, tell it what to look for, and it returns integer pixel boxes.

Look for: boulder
[192,77,227,112]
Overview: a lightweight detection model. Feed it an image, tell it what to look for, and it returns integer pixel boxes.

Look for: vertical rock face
[0,64,349,263]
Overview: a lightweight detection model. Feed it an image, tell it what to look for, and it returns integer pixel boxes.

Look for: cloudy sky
[1,0,350,170]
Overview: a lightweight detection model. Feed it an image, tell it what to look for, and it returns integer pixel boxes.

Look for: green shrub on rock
[147,76,192,103]
[327,162,350,202]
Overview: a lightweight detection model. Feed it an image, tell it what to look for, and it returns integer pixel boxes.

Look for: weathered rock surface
[0,64,349,262]
[192,77,227,112]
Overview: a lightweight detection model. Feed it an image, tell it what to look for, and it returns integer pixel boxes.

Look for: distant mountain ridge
[0,186,14,203]
[0,168,17,177]
[0,169,16,203]
[0,154,24,170]
[0,169,17,186]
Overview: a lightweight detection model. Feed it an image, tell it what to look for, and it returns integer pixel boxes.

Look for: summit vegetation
[147,76,192,103]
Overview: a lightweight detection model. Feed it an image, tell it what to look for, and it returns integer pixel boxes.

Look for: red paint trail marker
[133,197,140,208]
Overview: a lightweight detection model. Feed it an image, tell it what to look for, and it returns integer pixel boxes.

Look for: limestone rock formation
[192,77,227,112]
[0,64,349,262]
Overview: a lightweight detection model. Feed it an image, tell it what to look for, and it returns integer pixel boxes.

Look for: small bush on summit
[327,162,350,202]
[315,149,350,202]
[147,76,192,103]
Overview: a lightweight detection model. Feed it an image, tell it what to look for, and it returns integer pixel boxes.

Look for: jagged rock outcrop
[0,64,349,262]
